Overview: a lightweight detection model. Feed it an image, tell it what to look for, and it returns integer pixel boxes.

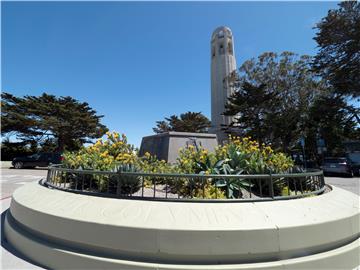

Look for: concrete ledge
[4,182,360,269]
[4,210,360,270]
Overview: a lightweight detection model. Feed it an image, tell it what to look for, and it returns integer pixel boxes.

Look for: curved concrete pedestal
[4,182,360,269]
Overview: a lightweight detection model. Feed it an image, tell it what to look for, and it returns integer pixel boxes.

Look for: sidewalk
[1,161,12,169]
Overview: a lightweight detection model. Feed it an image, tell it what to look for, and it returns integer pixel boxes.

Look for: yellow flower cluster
[63,131,138,170]
[176,135,293,175]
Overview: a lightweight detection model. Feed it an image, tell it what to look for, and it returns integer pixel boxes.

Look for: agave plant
[208,145,254,199]
[111,163,142,195]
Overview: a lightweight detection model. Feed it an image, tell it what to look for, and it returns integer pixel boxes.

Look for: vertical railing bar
[286,178,290,195]
[49,169,52,184]
[202,177,205,199]
[118,173,122,196]
[75,171,79,190]
[106,173,110,194]
[165,177,168,199]
[153,177,156,198]
[51,169,54,184]
[89,175,92,192]
[317,175,320,190]
[141,176,145,197]
[225,178,228,199]
[82,173,85,191]
[63,171,67,188]
[53,170,57,186]
[56,172,61,187]
[46,169,51,184]
[269,171,274,199]
[293,179,297,195]
[130,176,133,197]
[249,178,252,198]
[258,179,262,197]
[215,177,218,199]
[305,176,309,193]
[58,170,61,187]
[190,178,193,199]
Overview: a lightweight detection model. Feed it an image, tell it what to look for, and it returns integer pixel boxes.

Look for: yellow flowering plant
[215,135,294,174]
[63,131,137,171]
[174,135,294,198]
[61,132,294,198]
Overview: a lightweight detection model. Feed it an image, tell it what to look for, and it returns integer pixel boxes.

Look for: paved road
[1,168,46,270]
[0,168,359,269]
[325,175,360,195]
[1,168,47,199]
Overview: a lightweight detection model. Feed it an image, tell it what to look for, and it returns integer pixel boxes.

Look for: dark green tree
[306,93,360,158]
[153,111,211,134]
[313,1,360,97]
[1,92,108,151]
[0,139,34,161]
[224,52,324,152]
[224,82,278,145]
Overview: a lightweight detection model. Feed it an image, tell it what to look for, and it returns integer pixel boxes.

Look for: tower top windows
[211,26,233,41]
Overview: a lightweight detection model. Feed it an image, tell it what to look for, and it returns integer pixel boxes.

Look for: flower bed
[60,132,318,199]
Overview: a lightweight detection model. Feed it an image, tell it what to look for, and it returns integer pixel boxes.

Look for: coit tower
[210,26,237,143]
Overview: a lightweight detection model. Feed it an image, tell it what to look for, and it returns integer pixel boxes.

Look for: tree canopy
[153,111,211,134]
[1,92,108,151]
[224,52,324,151]
[313,1,360,97]
[224,51,359,158]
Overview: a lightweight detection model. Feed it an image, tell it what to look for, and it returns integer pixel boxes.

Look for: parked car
[12,153,63,169]
[347,152,360,176]
[321,157,354,177]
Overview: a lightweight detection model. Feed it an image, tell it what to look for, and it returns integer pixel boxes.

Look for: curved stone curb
[4,182,360,269]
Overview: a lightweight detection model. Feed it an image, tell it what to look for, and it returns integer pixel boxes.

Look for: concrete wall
[4,182,360,269]
[139,132,218,163]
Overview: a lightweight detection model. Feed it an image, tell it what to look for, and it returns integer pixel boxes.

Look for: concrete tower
[210,26,237,143]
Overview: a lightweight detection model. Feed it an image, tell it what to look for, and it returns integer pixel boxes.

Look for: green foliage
[224,52,324,152]
[1,92,108,151]
[153,111,211,134]
[111,163,142,195]
[62,132,137,171]
[1,139,34,160]
[305,93,360,158]
[224,51,359,158]
[62,132,294,199]
[313,1,360,97]
[176,135,294,175]
[175,136,294,198]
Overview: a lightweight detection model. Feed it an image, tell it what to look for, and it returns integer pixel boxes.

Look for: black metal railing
[44,165,326,202]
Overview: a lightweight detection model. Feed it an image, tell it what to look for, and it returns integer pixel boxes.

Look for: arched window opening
[228,42,233,55]
[219,44,225,55]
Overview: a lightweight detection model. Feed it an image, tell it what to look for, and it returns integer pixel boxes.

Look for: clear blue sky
[2,1,339,147]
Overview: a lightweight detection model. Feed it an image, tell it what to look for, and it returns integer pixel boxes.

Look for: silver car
[322,157,353,177]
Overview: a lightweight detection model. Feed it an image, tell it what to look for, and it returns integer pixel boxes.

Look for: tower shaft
[210,26,237,143]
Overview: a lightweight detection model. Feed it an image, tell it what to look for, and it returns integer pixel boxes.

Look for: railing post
[116,172,121,196]
[269,171,274,199]
[46,167,51,184]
